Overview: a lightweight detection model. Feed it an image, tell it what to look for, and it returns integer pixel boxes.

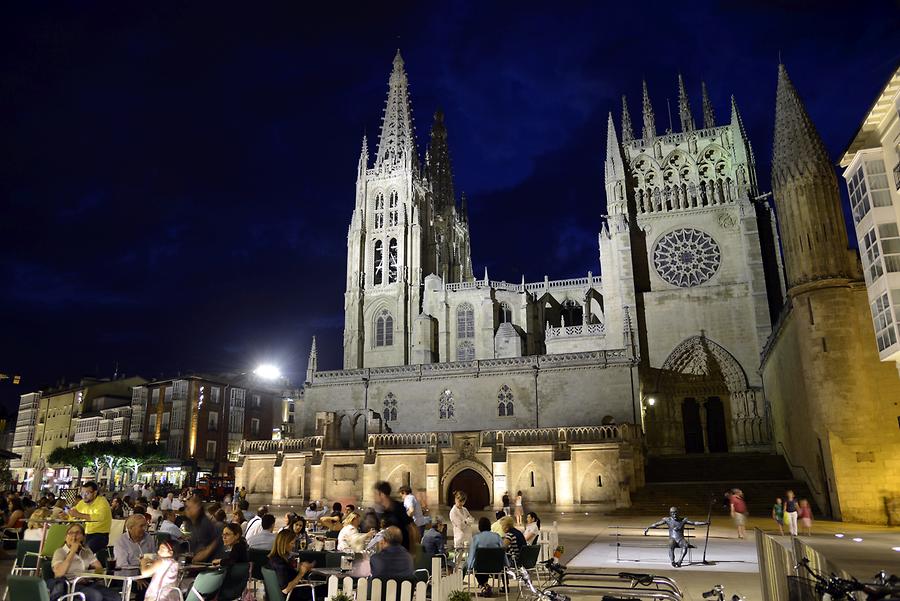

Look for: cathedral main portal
[446,468,491,511]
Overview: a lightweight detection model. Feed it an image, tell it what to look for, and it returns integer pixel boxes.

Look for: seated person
[213,522,248,567]
[49,523,119,601]
[490,510,506,536]
[467,518,503,597]
[157,510,185,541]
[23,507,51,541]
[268,529,327,600]
[184,495,220,563]
[524,512,541,544]
[247,513,277,550]
[113,514,156,580]
[141,541,180,601]
[421,516,446,556]
[500,516,526,566]
[369,526,414,580]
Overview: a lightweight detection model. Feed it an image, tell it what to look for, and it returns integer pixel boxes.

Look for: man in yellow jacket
[68,481,112,553]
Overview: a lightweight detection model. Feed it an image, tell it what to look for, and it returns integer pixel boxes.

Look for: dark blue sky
[1,2,898,411]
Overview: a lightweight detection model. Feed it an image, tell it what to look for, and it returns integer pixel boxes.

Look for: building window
[252,395,261,408]
[383,392,398,422]
[456,340,475,362]
[388,238,398,283]
[871,292,898,352]
[497,385,514,417]
[375,309,394,347]
[250,418,260,436]
[878,222,900,273]
[206,440,216,459]
[866,159,892,207]
[374,193,385,229]
[499,302,512,324]
[849,166,871,225]
[457,303,474,339]
[561,300,583,326]
[374,240,384,285]
[862,228,884,284]
[208,412,218,431]
[597,475,603,487]
[148,414,157,434]
[389,190,399,227]
[439,389,454,420]
[210,387,220,404]
[163,387,173,404]
[151,389,160,404]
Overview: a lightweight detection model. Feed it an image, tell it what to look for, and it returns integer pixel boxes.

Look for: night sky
[2,3,898,412]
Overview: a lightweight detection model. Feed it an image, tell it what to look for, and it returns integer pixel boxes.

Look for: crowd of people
[724,487,814,539]
[3,481,543,600]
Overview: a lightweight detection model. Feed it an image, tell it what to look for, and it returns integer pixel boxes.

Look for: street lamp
[646,396,656,407]
[253,364,282,380]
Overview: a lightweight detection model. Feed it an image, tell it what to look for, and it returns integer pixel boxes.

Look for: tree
[120,443,167,483]
[47,445,92,487]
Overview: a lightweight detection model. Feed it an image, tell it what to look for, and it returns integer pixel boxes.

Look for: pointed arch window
[457,303,475,339]
[499,302,512,324]
[373,240,384,285]
[456,340,475,361]
[374,193,385,229]
[497,384,514,417]
[439,389,454,420]
[375,309,393,347]
[388,238,398,283]
[383,392,397,422]
[561,300,583,326]
[389,190,399,227]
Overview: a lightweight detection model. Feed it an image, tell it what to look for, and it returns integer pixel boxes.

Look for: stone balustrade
[241,436,324,455]
[444,275,602,293]
[546,323,606,339]
[367,432,451,450]
[480,424,633,447]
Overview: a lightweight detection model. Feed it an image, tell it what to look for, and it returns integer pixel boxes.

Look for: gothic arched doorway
[446,469,490,511]
[682,398,704,453]
[705,396,727,452]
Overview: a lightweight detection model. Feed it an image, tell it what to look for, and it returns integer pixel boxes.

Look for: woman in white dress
[448,492,474,549]
[514,491,524,526]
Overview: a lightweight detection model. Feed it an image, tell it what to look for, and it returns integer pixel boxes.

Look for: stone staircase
[616,453,818,517]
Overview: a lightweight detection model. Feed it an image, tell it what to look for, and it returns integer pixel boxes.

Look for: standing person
[184,495,220,563]
[514,491,524,527]
[399,486,429,538]
[467,517,503,597]
[68,481,112,554]
[373,481,415,550]
[798,499,813,536]
[729,488,749,540]
[502,491,511,517]
[449,491,474,550]
[784,490,799,536]
[772,497,785,535]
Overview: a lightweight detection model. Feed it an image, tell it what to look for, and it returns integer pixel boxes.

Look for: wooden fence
[325,557,465,601]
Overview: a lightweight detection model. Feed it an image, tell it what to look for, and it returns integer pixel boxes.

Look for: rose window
[652,228,721,287]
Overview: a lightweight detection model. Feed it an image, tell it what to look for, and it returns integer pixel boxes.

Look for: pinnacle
[393,48,404,69]
[677,73,695,132]
[772,63,832,179]
[621,95,634,143]
[375,51,418,171]
[641,80,656,142]
[701,82,715,129]
[605,112,624,181]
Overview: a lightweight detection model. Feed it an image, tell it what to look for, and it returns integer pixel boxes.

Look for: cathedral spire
[605,112,624,182]
[701,81,715,129]
[771,63,854,289]
[460,192,469,223]
[358,134,369,171]
[305,336,318,385]
[426,110,455,214]
[677,73,695,132]
[641,80,656,142]
[374,50,419,172]
[621,95,634,143]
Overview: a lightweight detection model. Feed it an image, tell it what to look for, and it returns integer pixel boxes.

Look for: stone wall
[762,281,900,524]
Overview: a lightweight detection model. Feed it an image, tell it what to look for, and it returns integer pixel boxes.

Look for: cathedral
[237,52,799,511]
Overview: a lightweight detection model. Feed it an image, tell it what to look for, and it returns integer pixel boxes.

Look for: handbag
[240,562,256,601]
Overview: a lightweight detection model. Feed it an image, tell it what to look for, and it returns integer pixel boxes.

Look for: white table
[71,571,150,601]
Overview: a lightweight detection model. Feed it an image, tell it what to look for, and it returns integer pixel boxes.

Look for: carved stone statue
[643,506,708,567]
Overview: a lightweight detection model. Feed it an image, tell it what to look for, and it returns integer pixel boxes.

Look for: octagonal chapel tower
[603,76,784,454]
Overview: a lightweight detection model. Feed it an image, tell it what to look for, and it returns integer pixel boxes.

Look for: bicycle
[793,557,900,600]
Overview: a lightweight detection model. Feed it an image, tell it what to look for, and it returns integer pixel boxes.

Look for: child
[798,499,813,536]
[772,497,784,535]
[142,540,181,601]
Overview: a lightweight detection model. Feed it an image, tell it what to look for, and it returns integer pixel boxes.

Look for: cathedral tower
[771,64,859,288]
[343,52,471,369]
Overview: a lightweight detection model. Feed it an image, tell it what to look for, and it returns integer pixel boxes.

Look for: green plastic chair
[11,540,41,576]
[7,574,85,601]
[185,568,225,601]
[40,524,68,559]
[219,562,250,601]
[262,568,322,601]
[248,547,269,581]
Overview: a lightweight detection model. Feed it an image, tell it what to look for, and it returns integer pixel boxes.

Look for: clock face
[652,228,721,288]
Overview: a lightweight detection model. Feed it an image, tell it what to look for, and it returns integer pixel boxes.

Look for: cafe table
[71,571,150,601]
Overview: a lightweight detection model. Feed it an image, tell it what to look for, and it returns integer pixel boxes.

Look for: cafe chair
[262,566,318,601]
[219,562,250,601]
[7,575,85,601]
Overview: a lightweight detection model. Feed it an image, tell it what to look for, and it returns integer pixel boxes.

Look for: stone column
[553,459,573,508]
[272,462,284,504]
[308,462,324,504]
[491,460,508,509]
[362,460,379,507]
[425,463,441,509]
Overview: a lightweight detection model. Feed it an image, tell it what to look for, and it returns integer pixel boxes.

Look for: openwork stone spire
[770,63,854,289]
[701,81,715,129]
[730,95,755,163]
[677,73,695,132]
[375,50,418,172]
[621,95,634,143]
[305,336,318,384]
[460,192,469,223]
[605,112,624,182]
[772,64,832,180]
[641,80,656,142]
[426,110,455,214]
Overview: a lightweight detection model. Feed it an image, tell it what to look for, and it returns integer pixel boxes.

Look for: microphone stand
[701,494,715,565]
